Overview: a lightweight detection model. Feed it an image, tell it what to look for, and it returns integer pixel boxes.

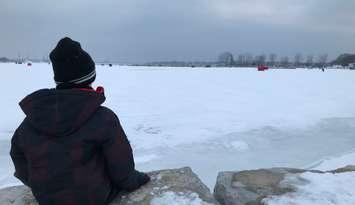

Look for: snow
[227,140,249,151]
[310,150,355,171]
[265,148,355,205]
[0,63,355,193]
[150,191,213,205]
[135,154,160,164]
[264,171,355,205]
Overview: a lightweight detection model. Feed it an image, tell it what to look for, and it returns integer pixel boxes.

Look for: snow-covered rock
[264,170,355,205]
[1,165,355,205]
[214,165,355,205]
[0,186,35,205]
[0,167,219,205]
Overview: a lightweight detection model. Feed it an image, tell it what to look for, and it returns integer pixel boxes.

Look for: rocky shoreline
[0,165,354,205]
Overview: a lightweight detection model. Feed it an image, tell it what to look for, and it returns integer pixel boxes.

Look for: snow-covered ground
[0,63,354,202]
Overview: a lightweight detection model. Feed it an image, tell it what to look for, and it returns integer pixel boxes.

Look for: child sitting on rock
[10,37,150,205]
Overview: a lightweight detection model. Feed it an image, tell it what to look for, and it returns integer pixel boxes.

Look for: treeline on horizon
[142,53,355,68]
[1,53,355,69]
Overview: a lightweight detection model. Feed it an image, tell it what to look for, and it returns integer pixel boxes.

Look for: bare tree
[237,54,246,66]
[306,54,314,68]
[218,52,234,66]
[294,53,303,67]
[318,54,328,68]
[245,53,254,66]
[280,56,290,68]
[269,53,277,66]
[255,54,266,66]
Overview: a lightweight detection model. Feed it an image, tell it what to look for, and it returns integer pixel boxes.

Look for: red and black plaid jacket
[10,87,144,205]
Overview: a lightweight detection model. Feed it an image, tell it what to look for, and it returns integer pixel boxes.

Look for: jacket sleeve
[10,131,29,186]
[102,113,146,191]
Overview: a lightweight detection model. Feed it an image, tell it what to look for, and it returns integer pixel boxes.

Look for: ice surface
[135,154,160,164]
[228,140,249,151]
[1,63,355,189]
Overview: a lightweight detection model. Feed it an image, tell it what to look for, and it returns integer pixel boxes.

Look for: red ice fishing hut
[257,65,269,71]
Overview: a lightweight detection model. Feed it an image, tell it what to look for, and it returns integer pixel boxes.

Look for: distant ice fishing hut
[257,65,269,71]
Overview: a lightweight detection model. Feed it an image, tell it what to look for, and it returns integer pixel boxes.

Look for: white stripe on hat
[55,70,96,85]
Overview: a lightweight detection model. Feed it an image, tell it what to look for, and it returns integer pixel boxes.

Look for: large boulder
[213,165,355,205]
[0,167,219,205]
[330,165,355,173]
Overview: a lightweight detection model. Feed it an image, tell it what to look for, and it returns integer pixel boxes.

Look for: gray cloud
[1,0,354,63]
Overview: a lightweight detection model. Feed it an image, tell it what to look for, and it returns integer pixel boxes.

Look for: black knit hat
[50,37,96,88]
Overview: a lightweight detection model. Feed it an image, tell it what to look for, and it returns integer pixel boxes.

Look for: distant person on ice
[10,37,150,205]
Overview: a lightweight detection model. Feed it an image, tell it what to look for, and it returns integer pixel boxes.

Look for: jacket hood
[20,88,105,137]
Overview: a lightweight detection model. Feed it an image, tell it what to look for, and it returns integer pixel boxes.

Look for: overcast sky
[1,0,354,63]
